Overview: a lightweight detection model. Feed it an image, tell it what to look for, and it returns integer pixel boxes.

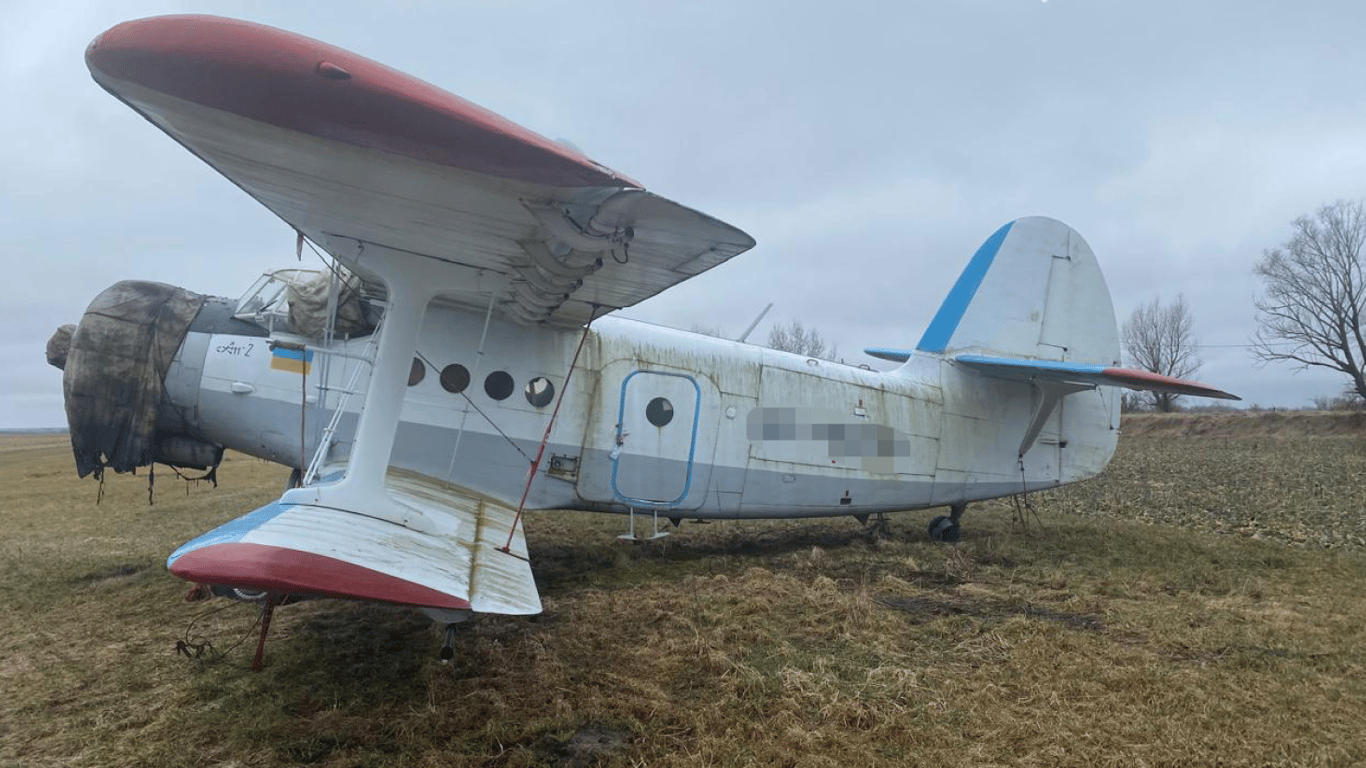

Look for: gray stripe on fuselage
[196,388,1050,520]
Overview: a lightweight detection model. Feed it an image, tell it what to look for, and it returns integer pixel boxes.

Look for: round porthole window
[525,376,555,407]
[485,370,514,400]
[440,364,470,393]
[646,396,674,427]
[408,358,425,386]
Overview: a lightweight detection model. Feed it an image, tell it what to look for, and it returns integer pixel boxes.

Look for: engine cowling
[50,280,223,479]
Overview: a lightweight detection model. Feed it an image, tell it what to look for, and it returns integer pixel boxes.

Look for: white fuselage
[171,299,1120,520]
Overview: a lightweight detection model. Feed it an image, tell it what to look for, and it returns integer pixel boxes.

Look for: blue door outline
[610,370,702,508]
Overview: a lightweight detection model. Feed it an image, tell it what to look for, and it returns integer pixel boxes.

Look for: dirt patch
[541,725,633,768]
[877,593,1106,633]
[76,563,150,589]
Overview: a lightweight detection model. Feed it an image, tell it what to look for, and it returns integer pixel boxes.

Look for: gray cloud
[3,0,1361,427]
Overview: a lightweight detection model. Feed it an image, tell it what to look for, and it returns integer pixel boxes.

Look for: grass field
[2,412,1365,767]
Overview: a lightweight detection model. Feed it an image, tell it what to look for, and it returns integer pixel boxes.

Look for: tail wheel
[927,515,961,543]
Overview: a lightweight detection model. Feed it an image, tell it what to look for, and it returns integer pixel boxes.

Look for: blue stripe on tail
[915,221,1015,353]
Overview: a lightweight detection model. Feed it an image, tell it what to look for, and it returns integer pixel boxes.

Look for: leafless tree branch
[1252,199,1366,401]
[1122,294,1202,412]
[767,320,837,361]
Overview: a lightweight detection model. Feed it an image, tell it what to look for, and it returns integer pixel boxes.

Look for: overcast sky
[4,0,1363,428]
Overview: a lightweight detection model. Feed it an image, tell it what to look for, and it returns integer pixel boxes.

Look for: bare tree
[767,320,837,360]
[1122,294,1202,412]
[1252,200,1366,401]
[1119,391,1145,413]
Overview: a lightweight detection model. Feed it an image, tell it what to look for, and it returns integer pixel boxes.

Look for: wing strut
[284,257,460,524]
[210,252,544,614]
[502,306,601,551]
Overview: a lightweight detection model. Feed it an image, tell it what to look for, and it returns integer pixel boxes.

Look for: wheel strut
[439,623,458,663]
[927,503,966,543]
[251,595,276,672]
[869,511,890,538]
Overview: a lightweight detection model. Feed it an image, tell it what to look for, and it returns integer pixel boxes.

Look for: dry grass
[2,418,1365,767]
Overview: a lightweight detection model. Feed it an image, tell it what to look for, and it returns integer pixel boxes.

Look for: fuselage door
[610,370,701,508]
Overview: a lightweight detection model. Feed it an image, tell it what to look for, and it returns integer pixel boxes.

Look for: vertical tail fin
[909,218,1124,485]
[903,218,1232,495]
[914,217,1120,366]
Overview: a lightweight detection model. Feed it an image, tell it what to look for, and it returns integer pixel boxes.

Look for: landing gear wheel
[927,515,961,543]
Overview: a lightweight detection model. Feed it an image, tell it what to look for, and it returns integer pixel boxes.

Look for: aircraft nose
[58,281,222,480]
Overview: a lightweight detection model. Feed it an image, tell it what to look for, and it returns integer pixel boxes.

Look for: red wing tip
[87,15,637,188]
[170,542,470,610]
[1103,367,1241,400]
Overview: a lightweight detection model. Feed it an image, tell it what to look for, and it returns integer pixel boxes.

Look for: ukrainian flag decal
[270,346,313,374]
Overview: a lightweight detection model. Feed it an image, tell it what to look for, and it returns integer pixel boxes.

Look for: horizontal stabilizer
[955,355,1240,400]
[167,469,541,615]
[864,347,913,363]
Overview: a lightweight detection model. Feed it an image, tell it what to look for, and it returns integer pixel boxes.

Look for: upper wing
[86,15,755,326]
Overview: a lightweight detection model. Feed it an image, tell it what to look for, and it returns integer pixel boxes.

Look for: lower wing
[167,469,540,616]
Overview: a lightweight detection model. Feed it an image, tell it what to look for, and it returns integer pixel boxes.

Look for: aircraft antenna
[737,302,774,343]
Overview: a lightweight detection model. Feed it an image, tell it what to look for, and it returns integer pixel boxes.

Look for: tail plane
[878,217,1236,462]
[877,216,1235,403]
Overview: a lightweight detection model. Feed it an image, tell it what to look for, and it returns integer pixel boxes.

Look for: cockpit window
[233,268,377,339]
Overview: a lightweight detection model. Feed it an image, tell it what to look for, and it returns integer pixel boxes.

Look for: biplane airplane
[55,15,1236,661]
